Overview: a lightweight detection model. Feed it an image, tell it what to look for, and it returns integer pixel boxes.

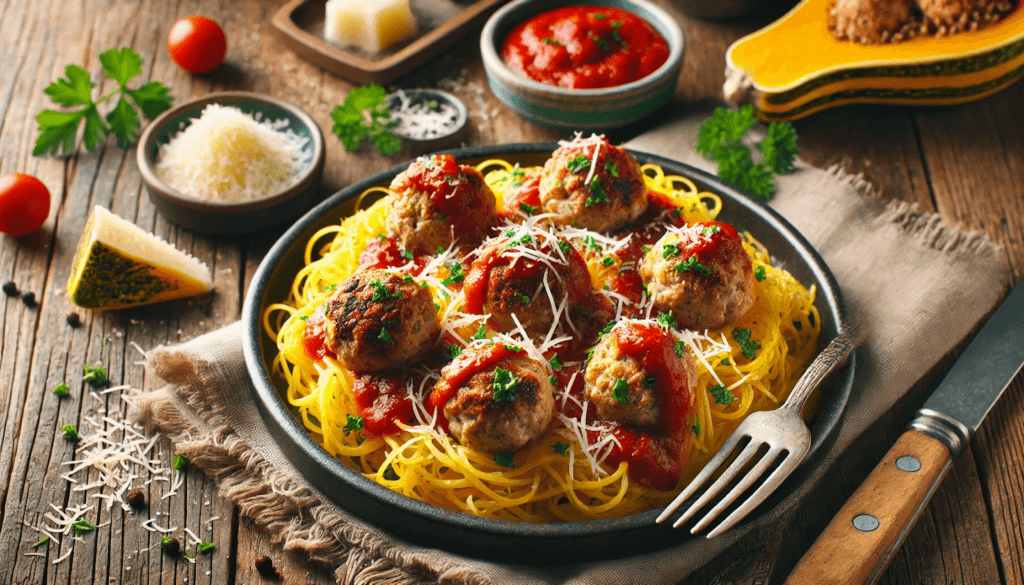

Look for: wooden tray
[271,0,505,85]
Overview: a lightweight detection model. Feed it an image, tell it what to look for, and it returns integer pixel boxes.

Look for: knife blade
[784,278,1024,585]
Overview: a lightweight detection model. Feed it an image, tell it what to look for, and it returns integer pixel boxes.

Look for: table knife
[784,278,1024,585]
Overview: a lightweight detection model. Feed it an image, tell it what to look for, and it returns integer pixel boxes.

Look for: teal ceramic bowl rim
[136,91,326,214]
[480,0,686,101]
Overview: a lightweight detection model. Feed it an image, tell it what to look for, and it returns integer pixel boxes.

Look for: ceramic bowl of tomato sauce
[480,0,685,130]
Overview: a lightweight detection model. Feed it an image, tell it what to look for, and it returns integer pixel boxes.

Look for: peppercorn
[21,291,35,306]
[125,489,146,509]
[2,281,17,296]
[161,536,180,555]
[255,555,281,578]
[66,312,81,328]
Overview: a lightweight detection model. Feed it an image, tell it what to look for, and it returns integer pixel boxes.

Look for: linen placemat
[131,104,1013,585]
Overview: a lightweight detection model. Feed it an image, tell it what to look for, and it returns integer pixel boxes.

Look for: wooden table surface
[1,0,1022,583]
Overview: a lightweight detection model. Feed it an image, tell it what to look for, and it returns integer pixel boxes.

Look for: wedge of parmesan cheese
[67,206,213,309]
[324,0,417,53]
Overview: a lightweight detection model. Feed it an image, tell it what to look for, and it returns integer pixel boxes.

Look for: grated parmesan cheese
[155,104,312,203]
[390,90,463,141]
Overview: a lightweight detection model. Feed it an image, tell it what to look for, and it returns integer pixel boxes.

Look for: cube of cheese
[324,0,418,54]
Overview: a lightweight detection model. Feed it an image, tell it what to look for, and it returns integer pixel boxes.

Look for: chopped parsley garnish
[71,520,95,537]
[591,33,609,51]
[441,261,465,286]
[602,256,614,267]
[343,414,364,434]
[330,82,401,156]
[198,542,215,554]
[662,243,681,259]
[701,225,721,237]
[323,283,337,292]
[173,454,189,470]
[692,419,702,436]
[583,235,601,251]
[473,325,486,340]
[519,202,539,215]
[449,344,462,358]
[83,364,107,386]
[754,266,766,282]
[32,536,49,548]
[494,451,516,468]
[401,249,414,260]
[370,279,390,300]
[674,340,687,358]
[557,240,572,254]
[600,321,615,336]
[585,176,610,206]
[670,207,682,218]
[674,256,713,276]
[492,367,519,403]
[503,344,522,352]
[53,382,69,396]
[62,424,79,441]
[541,37,563,46]
[721,357,731,365]
[610,21,623,43]
[377,233,386,241]
[403,274,414,283]
[299,315,309,321]
[566,154,590,173]
[732,327,761,360]
[547,354,563,370]
[436,246,446,255]
[612,378,629,404]
[184,552,194,559]
[554,441,570,455]
[605,160,619,177]
[516,291,531,305]
[644,376,657,388]
[378,327,396,345]
[589,12,606,19]
[656,311,677,329]
[548,375,558,387]
[709,384,734,405]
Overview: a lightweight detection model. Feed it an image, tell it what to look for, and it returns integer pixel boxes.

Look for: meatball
[386,154,500,254]
[538,136,647,232]
[435,344,555,453]
[639,222,754,330]
[462,232,593,338]
[322,269,438,372]
[584,321,697,429]
[829,0,913,43]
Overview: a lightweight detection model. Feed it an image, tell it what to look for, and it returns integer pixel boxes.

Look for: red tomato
[167,16,227,74]
[0,174,50,237]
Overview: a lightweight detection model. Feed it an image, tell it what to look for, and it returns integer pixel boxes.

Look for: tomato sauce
[501,6,670,89]
[389,154,495,244]
[301,312,336,362]
[602,323,694,490]
[353,374,416,436]
[686,222,741,265]
[427,343,520,431]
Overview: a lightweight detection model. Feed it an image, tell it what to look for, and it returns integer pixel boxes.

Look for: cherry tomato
[0,173,51,237]
[167,16,227,74]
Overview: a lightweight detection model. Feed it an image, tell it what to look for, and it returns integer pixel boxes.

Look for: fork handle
[783,430,952,585]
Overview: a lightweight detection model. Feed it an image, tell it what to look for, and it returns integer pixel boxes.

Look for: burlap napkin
[131,104,1013,585]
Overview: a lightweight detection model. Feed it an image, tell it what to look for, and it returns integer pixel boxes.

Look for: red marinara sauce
[352,374,416,437]
[501,6,670,89]
[426,343,520,432]
[602,323,695,490]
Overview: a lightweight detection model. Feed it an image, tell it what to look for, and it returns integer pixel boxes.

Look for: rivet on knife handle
[783,430,953,585]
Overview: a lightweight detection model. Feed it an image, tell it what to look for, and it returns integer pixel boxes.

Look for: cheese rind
[324,0,418,53]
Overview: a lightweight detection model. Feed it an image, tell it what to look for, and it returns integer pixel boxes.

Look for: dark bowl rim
[136,91,326,214]
[386,88,469,143]
[480,0,686,98]
[242,142,852,549]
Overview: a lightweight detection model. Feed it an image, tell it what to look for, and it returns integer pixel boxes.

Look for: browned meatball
[829,0,914,43]
[584,321,697,429]
[322,269,438,372]
[538,136,647,232]
[462,232,594,338]
[433,344,555,453]
[639,222,754,330]
[386,154,500,254]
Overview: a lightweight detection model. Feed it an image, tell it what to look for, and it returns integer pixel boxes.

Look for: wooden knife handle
[784,430,953,585]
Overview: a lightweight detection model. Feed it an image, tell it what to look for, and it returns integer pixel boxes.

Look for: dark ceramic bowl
[242,144,853,564]
[480,0,686,130]
[386,89,469,158]
[137,92,326,236]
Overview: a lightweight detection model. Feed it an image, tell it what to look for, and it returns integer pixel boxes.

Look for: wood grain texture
[785,431,953,585]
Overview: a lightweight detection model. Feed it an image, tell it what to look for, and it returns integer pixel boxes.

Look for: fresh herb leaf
[732,327,761,360]
[330,83,401,156]
[198,542,215,554]
[71,520,95,536]
[492,367,519,403]
[696,105,757,159]
[610,21,623,43]
[127,81,173,119]
[674,340,687,358]
[701,225,721,237]
[343,414,364,435]
[83,364,107,386]
[173,454,189,470]
[378,327,396,345]
[299,315,309,321]
[656,311,677,329]
[53,382,69,396]
[605,160,619,177]
[584,176,610,206]
[473,325,486,340]
[758,120,799,174]
[161,536,175,548]
[401,249,414,260]
[32,536,50,548]
[519,202,538,215]
[547,353,562,370]
[558,240,572,254]
[591,33,609,51]
[184,552,195,559]
[441,261,465,286]
[548,375,558,386]
[541,37,564,46]
[449,344,463,358]
[611,378,629,404]
[494,451,516,468]
[721,357,730,365]
[754,265,766,282]
[566,154,590,173]
[554,441,570,455]
[662,243,680,259]
[323,283,338,292]
[600,321,615,336]
[33,110,87,156]
[62,424,79,441]
[673,256,713,276]
[602,256,614,267]
[709,383,734,405]
[692,419,701,436]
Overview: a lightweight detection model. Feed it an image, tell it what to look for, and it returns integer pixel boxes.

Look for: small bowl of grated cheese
[386,89,468,157]
[137,92,325,235]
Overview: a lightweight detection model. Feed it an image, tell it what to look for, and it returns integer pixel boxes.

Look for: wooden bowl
[479,0,686,130]
[137,92,326,236]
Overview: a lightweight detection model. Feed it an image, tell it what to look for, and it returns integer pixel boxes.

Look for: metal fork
[657,324,860,537]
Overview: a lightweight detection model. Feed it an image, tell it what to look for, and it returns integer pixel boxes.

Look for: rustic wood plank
[234,516,338,584]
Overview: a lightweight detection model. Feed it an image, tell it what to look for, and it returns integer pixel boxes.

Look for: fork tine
[690,444,785,533]
[704,449,808,538]
[671,438,761,528]
[656,432,748,524]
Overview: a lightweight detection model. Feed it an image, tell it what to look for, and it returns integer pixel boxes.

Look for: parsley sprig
[696,105,798,201]
[330,83,401,156]
[34,47,172,156]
